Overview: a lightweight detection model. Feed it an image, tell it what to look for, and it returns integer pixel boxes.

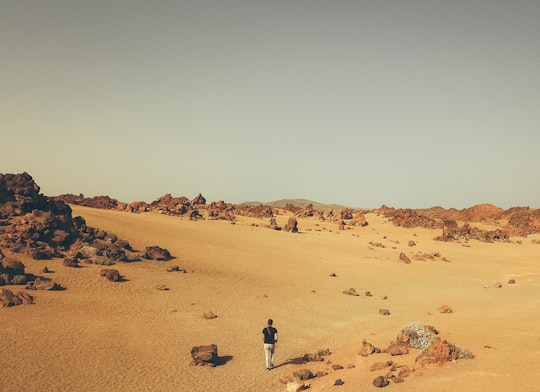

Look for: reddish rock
[372,376,389,388]
[100,269,121,282]
[283,217,299,233]
[203,310,217,319]
[399,252,411,264]
[293,369,314,381]
[343,288,359,296]
[357,339,380,356]
[0,288,34,307]
[143,246,172,261]
[190,344,218,367]
[438,305,453,313]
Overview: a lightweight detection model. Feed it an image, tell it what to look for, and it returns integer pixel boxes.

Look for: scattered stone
[365,291,372,297]
[293,369,314,381]
[333,379,344,386]
[100,269,121,282]
[42,266,50,273]
[155,284,169,291]
[329,272,337,277]
[370,361,393,371]
[190,344,219,367]
[495,281,503,288]
[346,363,355,369]
[331,364,344,370]
[508,279,516,284]
[438,305,453,313]
[408,240,416,247]
[287,381,310,392]
[372,376,389,388]
[357,339,380,356]
[303,348,331,362]
[399,252,411,264]
[343,288,359,296]
[166,265,185,272]
[25,277,63,290]
[379,309,390,316]
[203,310,217,319]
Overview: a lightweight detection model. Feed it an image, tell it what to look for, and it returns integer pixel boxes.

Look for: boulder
[190,344,218,366]
[100,269,121,282]
[1,288,34,306]
[372,376,389,388]
[143,246,172,261]
[283,217,299,233]
[357,339,380,356]
[293,369,314,381]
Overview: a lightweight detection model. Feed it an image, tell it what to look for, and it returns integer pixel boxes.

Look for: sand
[1,205,539,391]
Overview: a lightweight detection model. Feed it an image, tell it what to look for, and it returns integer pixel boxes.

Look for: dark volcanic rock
[143,246,172,261]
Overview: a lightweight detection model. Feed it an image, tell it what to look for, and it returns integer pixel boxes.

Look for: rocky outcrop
[0,173,172,263]
[0,288,34,307]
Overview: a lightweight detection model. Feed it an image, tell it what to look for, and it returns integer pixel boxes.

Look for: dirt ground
[2,205,539,391]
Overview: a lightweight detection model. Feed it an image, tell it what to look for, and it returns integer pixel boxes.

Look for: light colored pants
[264,343,275,368]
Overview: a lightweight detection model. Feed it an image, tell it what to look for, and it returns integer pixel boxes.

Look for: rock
[283,217,299,233]
[379,309,390,316]
[408,240,416,247]
[495,281,503,288]
[370,361,393,371]
[203,310,217,319]
[287,381,310,392]
[10,275,28,285]
[438,305,453,313]
[63,257,79,268]
[26,277,63,290]
[0,288,34,307]
[372,376,389,388]
[343,288,359,296]
[357,339,380,356]
[293,369,314,381]
[155,284,169,291]
[508,279,516,284]
[100,269,121,282]
[190,344,218,366]
[399,252,411,264]
[1,258,25,275]
[415,337,474,367]
[331,364,344,370]
[333,379,344,386]
[143,246,172,261]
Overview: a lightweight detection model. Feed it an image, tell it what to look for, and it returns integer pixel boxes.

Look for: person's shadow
[273,356,306,368]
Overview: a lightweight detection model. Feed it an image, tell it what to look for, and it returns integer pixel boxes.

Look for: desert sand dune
[2,205,539,391]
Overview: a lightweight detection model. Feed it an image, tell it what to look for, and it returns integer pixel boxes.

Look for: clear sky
[2,1,539,209]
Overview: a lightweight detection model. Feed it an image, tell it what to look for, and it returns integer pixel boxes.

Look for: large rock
[0,288,34,307]
[190,344,218,366]
[143,246,172,261]
[100,269,121,282]
[283,217,299,233]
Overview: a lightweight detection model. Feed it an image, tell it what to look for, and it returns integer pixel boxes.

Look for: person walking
[262,318,278,370]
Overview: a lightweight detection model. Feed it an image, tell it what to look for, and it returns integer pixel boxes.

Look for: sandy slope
[1,205,539,392]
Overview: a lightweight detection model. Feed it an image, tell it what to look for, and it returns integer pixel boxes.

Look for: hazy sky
[2,1,539,209]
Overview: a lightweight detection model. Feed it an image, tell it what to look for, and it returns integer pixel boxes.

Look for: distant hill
[241,198,351,211]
